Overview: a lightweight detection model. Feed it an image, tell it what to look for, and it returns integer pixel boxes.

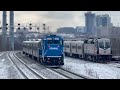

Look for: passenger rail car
[64,41,84,58]
[64,38,112,62]
[23,35,64,66]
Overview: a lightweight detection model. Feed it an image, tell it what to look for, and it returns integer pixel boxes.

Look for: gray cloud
[41,11,76,19]
[0,11,120,32]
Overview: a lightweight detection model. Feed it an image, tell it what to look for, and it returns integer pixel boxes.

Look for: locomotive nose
[45,45,63,57]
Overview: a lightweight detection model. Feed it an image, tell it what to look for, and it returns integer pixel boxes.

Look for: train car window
[66,45,69,48]
[78,46,81,49]
[72,46,76,49]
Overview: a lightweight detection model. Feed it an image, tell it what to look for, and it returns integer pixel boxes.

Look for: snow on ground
[0,52,24,79]
[0,59,24,79]
[62,57,120,79]
[1,51,120,79]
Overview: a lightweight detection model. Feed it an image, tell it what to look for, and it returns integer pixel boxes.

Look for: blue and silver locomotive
[22,34,64,66]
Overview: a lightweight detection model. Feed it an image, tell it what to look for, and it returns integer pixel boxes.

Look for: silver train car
[64,41,84,58]
[23,40,41,59]
[64,38,112,62]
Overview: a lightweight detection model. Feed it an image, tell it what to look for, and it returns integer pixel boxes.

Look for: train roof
[42,34,63,40]
[64,40,84,44]
[98,38,110,42]
[70,41,84,44]
[23,40,41,44]
[23,41,33,43]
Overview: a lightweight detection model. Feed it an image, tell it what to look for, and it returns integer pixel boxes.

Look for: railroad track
[15,51,69,79]
[48,67,89,79]
[16,51,90,79]
[7,52,46,79]
[0,52,6,57]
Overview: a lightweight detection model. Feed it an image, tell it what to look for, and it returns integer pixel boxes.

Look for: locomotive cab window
[105,42,110,49]
[99,41,104,49]
[47,40,53,44]
[54,40,60,44]
[47,40,63,45]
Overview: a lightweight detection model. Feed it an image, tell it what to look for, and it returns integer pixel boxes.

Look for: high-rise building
[85,11,96,36]
[96,15,102,27]
[96,14,112,28]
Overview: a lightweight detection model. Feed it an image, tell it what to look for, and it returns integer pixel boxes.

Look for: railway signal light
[30,27,32,30]
[37,27,39,30]
[18,27,20,30]
[43,24,46,26]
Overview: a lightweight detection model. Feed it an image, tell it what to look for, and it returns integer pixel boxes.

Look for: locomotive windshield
[98,41,110,49]
[48,40,53,44]
[54,40,60,44]
[99,42,104,49]
[105,42,110,49]
[47,40,63,45]
[46,37,63,45]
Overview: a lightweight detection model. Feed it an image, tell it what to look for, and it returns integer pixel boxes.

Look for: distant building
[96,15,103,27]
[57,27,75,34]
[96,26,120,38]
[75,26,86,33]
[96,27,110,38]
[85,11,96,36]
[109,26,120,38]
[96,14,112,28]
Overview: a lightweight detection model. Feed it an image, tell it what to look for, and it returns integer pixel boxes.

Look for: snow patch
[63,57,120,79]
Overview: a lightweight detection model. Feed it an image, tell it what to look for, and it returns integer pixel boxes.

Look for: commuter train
[64,38,112,62]
[22,34,64,66]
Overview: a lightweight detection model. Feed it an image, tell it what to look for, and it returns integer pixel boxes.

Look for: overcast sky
[0,11,120,32]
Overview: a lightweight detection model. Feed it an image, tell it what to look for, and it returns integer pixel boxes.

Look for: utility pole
[2,11,7,51]
[9,11,14,51]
